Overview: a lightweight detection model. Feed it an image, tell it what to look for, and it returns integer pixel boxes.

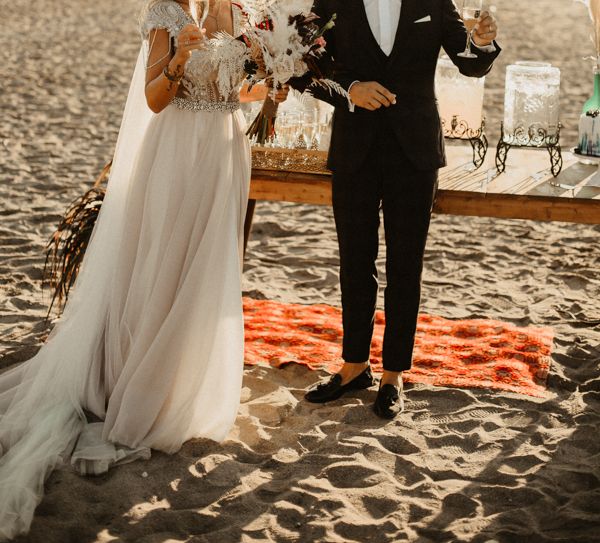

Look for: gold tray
[251,146,330,175]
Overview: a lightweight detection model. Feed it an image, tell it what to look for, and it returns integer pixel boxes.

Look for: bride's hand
[173,24,206,65]
[271,84,290,104]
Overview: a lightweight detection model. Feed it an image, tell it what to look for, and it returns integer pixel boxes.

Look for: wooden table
[249,147,600,225]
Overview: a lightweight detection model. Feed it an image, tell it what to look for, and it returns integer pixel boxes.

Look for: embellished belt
[171,96,240,113]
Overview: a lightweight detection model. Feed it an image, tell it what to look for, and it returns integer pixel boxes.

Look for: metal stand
[442,115,488,169]
[495,122,563,177]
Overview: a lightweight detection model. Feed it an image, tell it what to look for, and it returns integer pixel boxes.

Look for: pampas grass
[590,0,600,56]
[579,0,600,64]
[42,162,110,320]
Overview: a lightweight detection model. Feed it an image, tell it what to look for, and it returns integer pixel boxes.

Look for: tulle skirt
[0,103,251,538]
[88,104,251,450]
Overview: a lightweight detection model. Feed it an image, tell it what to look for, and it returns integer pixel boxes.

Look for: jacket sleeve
[441,0,501,78]
[288,0,354,108]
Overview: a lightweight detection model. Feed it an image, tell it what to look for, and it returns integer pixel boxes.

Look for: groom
[292,0,500,418]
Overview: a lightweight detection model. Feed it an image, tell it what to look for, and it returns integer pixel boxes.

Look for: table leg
[244,199,257,257]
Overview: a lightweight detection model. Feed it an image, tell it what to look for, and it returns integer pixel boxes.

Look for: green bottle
[583,66,600,114]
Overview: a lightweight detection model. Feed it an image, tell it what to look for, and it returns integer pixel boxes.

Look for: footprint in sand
[361,495,401,519]
[322,463,387,489]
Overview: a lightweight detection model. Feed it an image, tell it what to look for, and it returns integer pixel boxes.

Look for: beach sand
[1,0,600,541]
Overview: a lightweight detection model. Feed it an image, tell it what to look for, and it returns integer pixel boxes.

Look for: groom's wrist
[471,38,496,53]
[347,80,360,113]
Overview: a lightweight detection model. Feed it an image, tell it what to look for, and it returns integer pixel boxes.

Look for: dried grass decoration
[579,0,600,65]
[210,0,344,144]
[42,161,111,319]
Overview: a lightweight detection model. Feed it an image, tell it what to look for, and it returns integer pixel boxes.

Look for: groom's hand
[473,11,498,47]
[349,82,397,111]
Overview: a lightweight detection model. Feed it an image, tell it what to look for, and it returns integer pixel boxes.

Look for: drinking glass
[457,0,483,59]
[301,111,318,149]
[189,0,210,28]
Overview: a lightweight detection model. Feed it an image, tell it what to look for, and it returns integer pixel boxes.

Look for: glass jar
[503,61,561,139]
[435,56,485,138]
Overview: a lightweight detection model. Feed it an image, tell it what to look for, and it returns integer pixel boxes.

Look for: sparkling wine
[457,0,483,58]
[462,8,481,31]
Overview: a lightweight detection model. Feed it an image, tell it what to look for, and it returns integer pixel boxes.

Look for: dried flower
[578,0,600,65]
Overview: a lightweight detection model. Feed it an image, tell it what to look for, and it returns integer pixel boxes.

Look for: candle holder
[495,122,563,177]
[442,115,488,169]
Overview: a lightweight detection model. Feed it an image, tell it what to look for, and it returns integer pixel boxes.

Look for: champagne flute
[189,0,210,29]
[457,0,483,59]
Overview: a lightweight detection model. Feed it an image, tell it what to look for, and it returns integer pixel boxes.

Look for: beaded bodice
[140,0,247,111]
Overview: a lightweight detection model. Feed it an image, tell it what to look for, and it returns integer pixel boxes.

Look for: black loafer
[373,381,404,419]
[304,366,375,403]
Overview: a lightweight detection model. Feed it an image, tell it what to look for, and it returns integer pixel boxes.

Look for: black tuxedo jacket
[293,0,501,172]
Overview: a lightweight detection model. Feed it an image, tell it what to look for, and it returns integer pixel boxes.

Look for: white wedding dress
[0,1,251,539]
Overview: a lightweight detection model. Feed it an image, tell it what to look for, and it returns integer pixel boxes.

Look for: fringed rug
[243,298,554,398]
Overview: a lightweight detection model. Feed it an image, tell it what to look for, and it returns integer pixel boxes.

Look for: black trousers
[331,119,439,372]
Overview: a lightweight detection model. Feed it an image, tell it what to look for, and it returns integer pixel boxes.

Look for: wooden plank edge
[249,178,600,224]
[434,190,600,225]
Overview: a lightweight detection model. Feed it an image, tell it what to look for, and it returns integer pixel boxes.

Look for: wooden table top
[250,146,600,225]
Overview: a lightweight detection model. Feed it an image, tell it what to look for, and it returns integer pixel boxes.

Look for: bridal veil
[0,40,158,540]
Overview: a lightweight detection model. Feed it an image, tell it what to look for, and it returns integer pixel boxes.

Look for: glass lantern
[496,61,563,177]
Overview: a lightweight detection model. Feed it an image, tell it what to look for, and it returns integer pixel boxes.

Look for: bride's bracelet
[163,64,184,84]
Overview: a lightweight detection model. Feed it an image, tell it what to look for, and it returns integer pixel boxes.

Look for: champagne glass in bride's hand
[458,0,483,59]
[189,0,210,29]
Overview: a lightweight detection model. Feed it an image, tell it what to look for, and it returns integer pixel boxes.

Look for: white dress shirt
[348,0,496,110]
[364,0,402,56]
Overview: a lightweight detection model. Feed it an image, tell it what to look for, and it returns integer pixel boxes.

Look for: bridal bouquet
[211,0,345,144]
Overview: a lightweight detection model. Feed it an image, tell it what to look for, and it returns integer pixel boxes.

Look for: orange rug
[243,298,554,398]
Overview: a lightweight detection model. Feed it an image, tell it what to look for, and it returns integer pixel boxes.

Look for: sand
[1,0,599,541]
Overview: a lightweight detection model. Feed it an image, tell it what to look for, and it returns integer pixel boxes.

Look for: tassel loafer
[373,381,404,419]
[304,365,375,403]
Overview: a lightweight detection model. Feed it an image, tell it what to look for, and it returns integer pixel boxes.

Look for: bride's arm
[239,82,290,104]
[239,82,267,103]
[144,25,205,113]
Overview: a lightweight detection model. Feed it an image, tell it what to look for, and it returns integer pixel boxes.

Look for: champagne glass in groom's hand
[458,0,483,58]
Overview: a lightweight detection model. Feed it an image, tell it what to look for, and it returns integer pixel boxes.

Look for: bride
[0,0,288,538]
